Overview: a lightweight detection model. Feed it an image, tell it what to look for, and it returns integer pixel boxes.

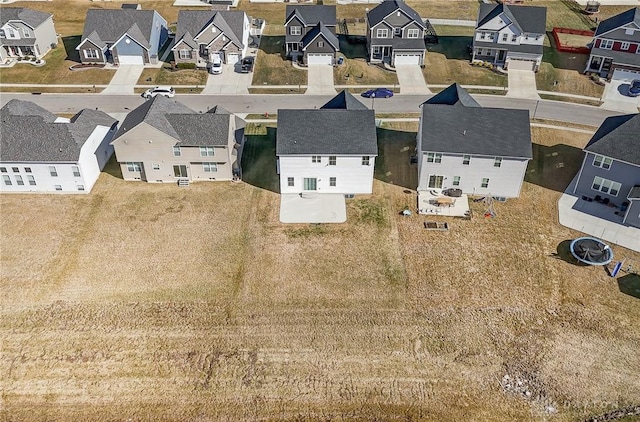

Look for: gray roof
[174,10,245,51]
[367,0,424,29]
[0,7,51,28]
[595,7,640,37]
[589,47,640,67]
[285,5,336,27]
[370,36,426,50]
[113,96,234,147]
[473,40,543,55]
[321,90,368,110]
[301,22,339,50]
[0,100,116,162]
[423,83,481,107]
[276,109,377,156]
[584,113,640,166]
[80,8,161,49]
[628,186,640,199]
[477,3,547,34]
[420,89,532,159]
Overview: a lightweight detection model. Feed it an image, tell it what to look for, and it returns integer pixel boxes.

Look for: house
[584,7,640,80]
[110,96,244,183]
[0,7,57,62]
[285,5,339,65]
[172,10,251,67]
[76,4,168,65]
[472,3,547,71]
[0,100,118,194]
[276,90,377,195]
[365,0,426,66]
[572,113,640,228]
[417,83,532,198]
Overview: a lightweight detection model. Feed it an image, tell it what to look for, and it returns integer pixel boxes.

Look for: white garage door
[227,53,240,65]
[612,68,640,82]
[118,55,144,65]
[507,59,535,71]
[394,53,421,65]
[307,54,333,65]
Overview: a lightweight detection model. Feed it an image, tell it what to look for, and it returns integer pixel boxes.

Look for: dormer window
[290,26,301,35]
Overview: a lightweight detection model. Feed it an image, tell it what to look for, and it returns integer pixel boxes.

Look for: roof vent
[463,130,466,136]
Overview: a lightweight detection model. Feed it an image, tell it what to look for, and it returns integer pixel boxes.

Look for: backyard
[1,124,639,420]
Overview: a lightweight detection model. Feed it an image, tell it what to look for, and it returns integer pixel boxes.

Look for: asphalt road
[0,93,622,126]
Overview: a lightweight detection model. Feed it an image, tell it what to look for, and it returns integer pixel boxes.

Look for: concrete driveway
[600,79,640,113]
[201,63,252,94]
[395,64,431,95]
[101,65,144,95]
[506,69,540,100]
[305,64,336,95]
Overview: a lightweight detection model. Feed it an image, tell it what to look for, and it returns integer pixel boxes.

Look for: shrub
[176,62,196,70]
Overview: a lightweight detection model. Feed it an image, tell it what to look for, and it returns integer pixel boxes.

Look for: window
[626,28,635,35]
[407,28,420,38]
[48,166,58,177]
[318,41,324,48]
[179,49,190,59]
[481,178,490,188]
[173,146,181,157]
[426,153,442,163]
[15,175,24,186]
[3,175,11,186]
[600,39,613,50]
[329,177,336,187]
[0,29,4,38]
[72,166,81,177]
[453,176,460,186]
[502,33,508,42]
[152,164,160,171]
[24,167,32,173]
[463,155,471,165]
[290,26,301,36]
[593,154,612,169]
[376,28,389,38]
[126,162,142,172]
[290,42,299,51]
[27,175,36,186]
[394,27,402,36]
[287,177,294,187]
[0,167,6,173]
[494,157,502,168]
[84,49,99,59]
[23,28,31,37]
[77,185,85,191]
[362,156,370,166]
[6,27,15,38]
[592,176,621,196]
[54,185,62,191]
[312,156,321,163]
[480,32,486,40]
[200,146,215,157]
[511,34,517,42]
[203,162,217,172]
[328,156,336,166]
[621,42,631,50]
[12,167,19,173]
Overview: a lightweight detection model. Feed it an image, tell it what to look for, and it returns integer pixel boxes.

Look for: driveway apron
[506,69,540,100]
[395,64,431,95]
[600,79,640,113]
[101,65,145,95]
[305,64,336,95]
[202,64,252,94]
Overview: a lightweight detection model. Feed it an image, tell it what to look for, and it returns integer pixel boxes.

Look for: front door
[497,50,505,61]
[303,177,317,191]
[173,165,188,178]
[428,175,444,189]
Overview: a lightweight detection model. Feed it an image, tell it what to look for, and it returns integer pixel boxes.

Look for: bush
[176,62,196,70]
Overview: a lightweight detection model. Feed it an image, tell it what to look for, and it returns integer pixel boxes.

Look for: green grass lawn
[240,125,279,193]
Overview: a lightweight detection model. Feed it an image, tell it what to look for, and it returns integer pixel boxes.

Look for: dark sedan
[629,79,640,97]
[361,88,394,98]
[240,57,254,73]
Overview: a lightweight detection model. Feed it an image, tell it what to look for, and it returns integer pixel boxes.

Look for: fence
[551,27,594,54]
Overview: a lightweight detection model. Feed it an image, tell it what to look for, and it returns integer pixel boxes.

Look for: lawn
[335,38,398,86]
[252,36,306,86]
[137,67,209,87]
[2,123,640,420]
[536,61,604,98]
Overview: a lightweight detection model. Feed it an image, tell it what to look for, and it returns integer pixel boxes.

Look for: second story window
[200,146,214,157]
[502,33,508,42]
[173,146,181,157]
[426,153,442,163]
[593,154,612,169]
[376,28,388,38]
[290,26,301,36]
[362,156,370,166]
[72,166,81,177]
[511,34,517,42]
[621,42,631,50]
[49,166,58,177]
[407,29,420,38]
[318,40,324,48]
[394,27,401,36]
[312,156,321,163]
[463,155,471,165]
[600,39,613,50]
[494,157,502,168]
[329,156,336,166]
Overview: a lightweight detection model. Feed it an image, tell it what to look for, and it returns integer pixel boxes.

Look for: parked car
[629,79,640,97]
[361,88,394,98]
[240,56,254,73]
[142,86,175,99]
[209,55,223,75]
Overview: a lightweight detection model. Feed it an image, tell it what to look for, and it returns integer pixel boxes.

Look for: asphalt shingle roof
[366,0,424,28]
[113,96,233,147]
[0,100,116,162]
[477,3,546,34]
[584,113,640,166]
[0,7,51,28]
[594,7,640,37]
[321,90,368,110]
[474,40,543,55]
[285,5,336,26]
[80,8,159,49]
[589,47,640,67]
[628,185,640,199]
[174,11,246,50]
[276,109,377,156]
[423,83,480,107]
[301,22,339,50]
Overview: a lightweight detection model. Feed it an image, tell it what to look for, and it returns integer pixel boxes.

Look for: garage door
[227,53,240,65]
[307,54,333,65]
[118,55,144,65]
[394,53,421,65]
[507,59,535,71]
[612,68,640,82]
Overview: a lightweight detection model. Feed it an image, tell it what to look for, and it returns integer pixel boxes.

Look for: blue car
[361,88,394,98]
[629,79,640,97]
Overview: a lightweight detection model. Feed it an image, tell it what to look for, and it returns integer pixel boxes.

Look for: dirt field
[1,124,639,420]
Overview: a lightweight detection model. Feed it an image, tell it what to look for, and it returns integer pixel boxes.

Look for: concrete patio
[417,189,471,217]
[280,193,347,224]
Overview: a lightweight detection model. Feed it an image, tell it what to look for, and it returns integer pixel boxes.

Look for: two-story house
[76,4,168,66]
[366,0,426,66]
[172,10,250,67]
[284,5,339,65]
[0,100,118,194]
[417,83,532,198]
[585,7,640,80]
[472,3,547,71]
[572,113,640,228]
[0,8,57,62]
[110,96,244,183]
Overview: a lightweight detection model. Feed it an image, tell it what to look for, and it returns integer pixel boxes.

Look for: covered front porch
[2,44,38,58]
[371,45,392,63]
[473,47,507,65]
[585,54,612,76]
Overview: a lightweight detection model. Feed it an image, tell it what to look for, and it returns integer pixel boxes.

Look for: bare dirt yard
[2,123,639,420]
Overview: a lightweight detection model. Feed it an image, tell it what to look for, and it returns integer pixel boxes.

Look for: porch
[371,45,392,62]
[586,55,612,76]
[2,44,37,58]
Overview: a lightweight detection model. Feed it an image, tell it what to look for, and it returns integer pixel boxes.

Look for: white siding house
[0,100,118,194]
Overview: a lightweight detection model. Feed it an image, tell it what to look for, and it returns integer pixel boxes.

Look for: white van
[209,55,223,75]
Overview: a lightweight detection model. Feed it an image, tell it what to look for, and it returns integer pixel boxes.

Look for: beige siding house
[111,96,244,183]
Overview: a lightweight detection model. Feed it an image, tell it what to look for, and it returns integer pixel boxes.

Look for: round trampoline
[570,237,613,266]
